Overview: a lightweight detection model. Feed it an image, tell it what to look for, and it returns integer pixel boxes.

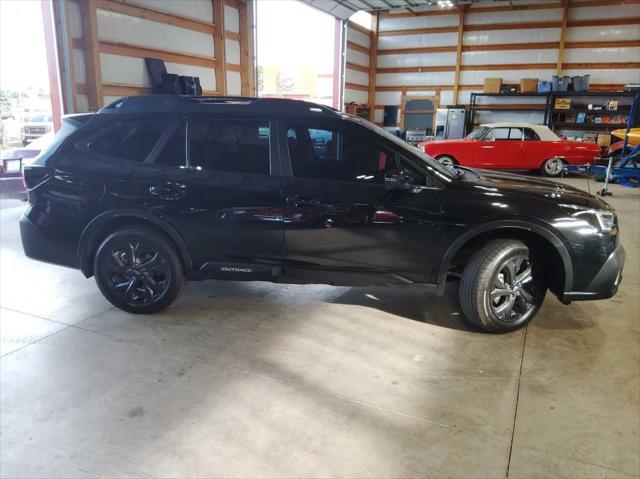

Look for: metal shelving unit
[547,91,635,134]
[467,92,552,132]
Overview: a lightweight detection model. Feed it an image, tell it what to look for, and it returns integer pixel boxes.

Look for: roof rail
[97,95,338,116]
[99,95,260,113]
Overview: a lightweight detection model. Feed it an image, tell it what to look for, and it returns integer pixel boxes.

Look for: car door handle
[149,183,185,200]
[285,195,320,207]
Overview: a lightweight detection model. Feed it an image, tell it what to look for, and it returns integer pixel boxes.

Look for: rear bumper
[20,213,79,269]
[562,244,625,302]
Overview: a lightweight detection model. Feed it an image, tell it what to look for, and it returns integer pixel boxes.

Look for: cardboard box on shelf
[555,98,571,110]
[483,78,502,93]
[597,134,611,147]
[520,78,538,93]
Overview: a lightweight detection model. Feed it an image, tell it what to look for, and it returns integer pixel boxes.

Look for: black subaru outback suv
[20,96,624,332]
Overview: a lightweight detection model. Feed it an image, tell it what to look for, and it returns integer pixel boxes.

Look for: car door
[474,127,524,169]
[135,117,284,279]
[280,120,443,285]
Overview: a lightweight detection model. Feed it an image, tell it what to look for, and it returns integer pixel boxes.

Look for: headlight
[560,204,618,235]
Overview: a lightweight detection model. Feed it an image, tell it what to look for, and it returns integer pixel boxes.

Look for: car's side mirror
[385,169,413,191]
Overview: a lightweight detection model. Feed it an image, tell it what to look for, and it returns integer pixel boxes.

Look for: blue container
[538,81,552,93]
[553,75,571,92]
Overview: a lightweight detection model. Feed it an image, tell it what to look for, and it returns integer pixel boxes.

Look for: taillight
[22,165,52,190]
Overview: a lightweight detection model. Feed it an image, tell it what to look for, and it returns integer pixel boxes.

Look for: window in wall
[286,124,398,183]
[188,120,270,174]
[87,121,170,162]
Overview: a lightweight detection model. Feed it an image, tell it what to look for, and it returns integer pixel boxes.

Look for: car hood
[459,168,612,211]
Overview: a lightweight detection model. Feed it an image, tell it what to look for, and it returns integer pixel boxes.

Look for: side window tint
[155,123,186,168]
[189,120,270,174]
[88,121,170,162]
[524,128,540,141]
[286,124,397,183]
[492,128,510,141]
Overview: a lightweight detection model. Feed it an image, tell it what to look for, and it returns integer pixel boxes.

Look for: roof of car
[99,95,340,117]
[479,122,559,141]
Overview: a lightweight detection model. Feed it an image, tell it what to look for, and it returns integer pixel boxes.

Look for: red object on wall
[40,0,63,132]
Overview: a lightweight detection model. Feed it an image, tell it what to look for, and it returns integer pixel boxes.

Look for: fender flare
[435,219,573,295]
[77,208,193,277]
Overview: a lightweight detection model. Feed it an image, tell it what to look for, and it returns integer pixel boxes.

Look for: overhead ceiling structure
[301,0,464,19]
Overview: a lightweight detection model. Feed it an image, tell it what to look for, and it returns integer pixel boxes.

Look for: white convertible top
[479,122,560,141]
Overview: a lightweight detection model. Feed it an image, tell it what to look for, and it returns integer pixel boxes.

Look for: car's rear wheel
[437,155,457,168]
[459,239,546,333]
[540,157,565,177]
[94,227,184,314]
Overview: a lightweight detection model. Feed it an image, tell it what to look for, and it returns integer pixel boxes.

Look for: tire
[437,155,457,168]
[540,157,565,177]
[459,239,546,333]
[93,227,185,314]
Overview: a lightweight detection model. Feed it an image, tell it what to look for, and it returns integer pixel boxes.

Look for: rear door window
[491,128,510,141]
[188,120,270,174]
[85,121,171,162]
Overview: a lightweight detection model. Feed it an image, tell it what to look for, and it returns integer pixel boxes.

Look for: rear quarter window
[81,121,171,163]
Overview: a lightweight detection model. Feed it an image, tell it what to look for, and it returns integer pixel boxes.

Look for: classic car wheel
[459,239,546,333]
[437,155,456,168]
[540,158,565,177]
[94,227,185,314]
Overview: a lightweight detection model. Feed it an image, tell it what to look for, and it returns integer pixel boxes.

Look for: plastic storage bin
[571,75,590,92]
[538,81,552,93]
[552,75,571,92]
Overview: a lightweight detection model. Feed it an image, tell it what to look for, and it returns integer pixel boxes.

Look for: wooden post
[452,6,466,105]
[368,12,379,120]
[238,0,254,96]
[212,0,226,95]
[557,0,569,75]
[79,0,103,109]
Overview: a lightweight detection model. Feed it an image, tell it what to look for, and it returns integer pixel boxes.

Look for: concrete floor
[1,177,638,478]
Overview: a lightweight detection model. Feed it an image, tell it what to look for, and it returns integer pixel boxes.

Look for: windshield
[345,114,455,180]
[466,126,489,140]
[28,114,52,123]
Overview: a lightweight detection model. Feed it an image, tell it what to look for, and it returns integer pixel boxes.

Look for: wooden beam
[347,20,370,36]
[239,0,253,96]
[464,42,559,51]
[377,66,456,73]
[368,12,378,121]
[557,0,569,75]
[565,39,640,48]
[96,0,214,35]
[378,63,559,73]
[225,30,241,42]
[78,0,102,109]
[347,41,369,54]
[378,25,459,36]
[212,0,226,95]
[452,6,465,105]
[62,0,78,111]
[563,61,640,69]
[99,41,216,69]
[568,17,640,26]
[345,82,369,92]
[346,61,370,74]
[102,82,216,97]
[226,63,242,72]
[570,0,640,7]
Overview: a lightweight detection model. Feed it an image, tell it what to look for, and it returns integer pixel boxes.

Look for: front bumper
[562,244,625,301]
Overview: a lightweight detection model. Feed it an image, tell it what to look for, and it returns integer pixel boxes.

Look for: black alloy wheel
[94,227,184,313]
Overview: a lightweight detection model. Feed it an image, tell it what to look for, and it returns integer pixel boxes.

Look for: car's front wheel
[459,239,546,333]
[94,227,185,314]
[437,155,457,168]
[540,157,565,177]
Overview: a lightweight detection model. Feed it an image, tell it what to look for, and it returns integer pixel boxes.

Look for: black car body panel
[20,96,624,305]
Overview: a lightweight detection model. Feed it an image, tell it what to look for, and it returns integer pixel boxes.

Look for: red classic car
[419,123,602,177]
